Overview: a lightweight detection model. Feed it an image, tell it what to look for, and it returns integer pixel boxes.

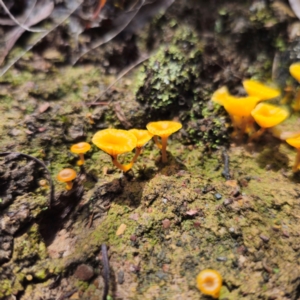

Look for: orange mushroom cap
[146,121,182,138]
[211,86,230,105]
[196,269,222,299]
[223,95,260,117]
[129,129,153,148]
[251,103,289,128]
[92,129,137,157]
[243,79,280,100]
[286,133,300,148]
[57,168,77,182]
[290,62,300,82]
[70,142,91,154]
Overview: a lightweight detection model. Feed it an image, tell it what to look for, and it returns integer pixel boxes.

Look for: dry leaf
[116,223,127,236]
[186,209,198,216]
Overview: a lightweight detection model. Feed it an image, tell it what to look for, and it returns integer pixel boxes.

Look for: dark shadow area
[155,152,187,177]
[256,147,289,171]
[290,171,300,184]
[38,182,84,246]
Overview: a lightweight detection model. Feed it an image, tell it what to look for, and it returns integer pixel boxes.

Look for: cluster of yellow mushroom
[92,121,182,172]
[212,80,288,140]
[212,62,300,172]
[56,121,182,190]
[56,142,92,190]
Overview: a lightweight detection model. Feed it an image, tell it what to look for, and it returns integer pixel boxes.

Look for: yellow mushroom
[128,129,153,163]
[92,129,137,172]
[250,103,289,140]
[70,142,91,166]
[146,121,182,163]
[211,86,230,105]
[286,133,300,172]
[57,168,77,190]
[290,62,300,82]
[196,269,222,299]
[212,92,260,137]
[243,79,280,100]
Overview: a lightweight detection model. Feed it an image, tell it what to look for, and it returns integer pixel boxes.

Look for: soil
[1,0,300,299]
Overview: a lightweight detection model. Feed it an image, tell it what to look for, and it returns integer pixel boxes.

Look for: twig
[0,0,82,77]
[72,0,146,64]
[56,288,77,300]
[87,210,95,228]
[221,149,231,180]
[88,54,150,106]
[101,244,110,300]
[0,152,54,207]
[0,0,46,33]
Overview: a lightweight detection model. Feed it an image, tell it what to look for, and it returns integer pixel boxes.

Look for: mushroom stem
[66,181,73,190]
[112,156,133,172]
[153,136,162,149]
[132,147,142,163]
[293,149,300,172]
[161,136,168,163]
[249,127,266,141]
[77,153,85,166]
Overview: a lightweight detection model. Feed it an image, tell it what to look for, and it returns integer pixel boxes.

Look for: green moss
[34,269,47,280]
[137,26,203,115]
[136,25,228,147]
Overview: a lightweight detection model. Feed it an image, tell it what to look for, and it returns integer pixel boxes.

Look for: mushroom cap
[57,168,77,182]
[243,79,280,100]
[146,121,182,138]
[290,62,300,82]
[128,129,153,148]
[211,86,230,105]
[251,103,289,128]
[70,142,91,154]
[223,96,260,117]
[286,133,300,148]
[196,269,222,299]
[92,129,137,156]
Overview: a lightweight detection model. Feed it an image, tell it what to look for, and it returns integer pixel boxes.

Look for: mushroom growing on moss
[289,63,300,111]
[196,269,222,299]
[70,142,91,166]
[211,86,230,105]
[243,79,280,100]
[212,92,260,137]
[146,121,182,163]
[250,103,289,140]
[57,168,77,190]
[128,129,153,163]
[290,62,300,82]
[286,133,300,172]
[92,129,137,172]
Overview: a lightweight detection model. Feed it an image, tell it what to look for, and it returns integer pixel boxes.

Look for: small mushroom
[289,63,300,111]
[213,92,260,137]
[70,142,91,166]
[243,79,280,100]
[286,133,300,172]
[196,269,222,299]
[290,62,300,82]
[250,103,289,140]
[128,129,153,163]
[92,129,137,172]
[57,168,77,190]
[146,121,182,163]
[211,86,230,105]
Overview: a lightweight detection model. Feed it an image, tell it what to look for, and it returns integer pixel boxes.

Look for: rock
[214,193,222,200]
[162,219,171,229]
[74,264,94,281]
[117,270,124,284]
